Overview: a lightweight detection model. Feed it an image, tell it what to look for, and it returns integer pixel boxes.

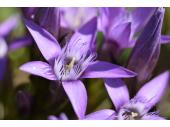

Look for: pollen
[131,112,138,118]
[65,57,76,71]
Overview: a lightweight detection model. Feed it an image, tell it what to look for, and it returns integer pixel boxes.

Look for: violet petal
[24,19,61,62]
[84,109,115,120]
[135,71,169,110]
[19,61,57,80]
[0,15,19,37]
[160,35,170,44]
[62,80,87,119]
[104,78,130,111]
[127,8,164,82]
[81,61,136,79]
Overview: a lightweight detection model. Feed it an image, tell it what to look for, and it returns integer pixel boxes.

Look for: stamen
[65,57,76,71]
[118,100,147,120]
[121,110,139,120]
[54,37,96,81]
[131,112,138,118]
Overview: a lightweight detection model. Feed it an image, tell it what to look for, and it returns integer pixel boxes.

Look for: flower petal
[131,7,156,34]
[127,7,164,82]
[59,113,68,120]
[81,61,136,79]
[62,80,87,119]
[67,16,97,53]
[0,37,8,58]
[0,15,19,37]
[35,7,60,38]
[109,22,131,49]
[160,35,170,44]
[98,7,126,34]
[19,61,57,80]
[48,115,58,120]
[0,58,7,80]
[135,71,169,110]
[104,78,130,111]
[60,7,97,30]
[142,114,166,120]
[48,113,68,120]
[24,19,61,62]
[22,7,38,19]
[84,109,116,120]
[8,36,33,51]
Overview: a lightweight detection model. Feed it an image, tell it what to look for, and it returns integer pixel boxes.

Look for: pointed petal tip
[62,80,87,119]
[24,18,61,62]
[19,63,27,71]
[124,68,137,77]
[90,16,97,25]
[157,7,165,13]
[104,78,130,111]
[135,71,169,110]
[109,21,132,49]
[79,16,97,35]
[23,18,32,28]
[19,61,57,80]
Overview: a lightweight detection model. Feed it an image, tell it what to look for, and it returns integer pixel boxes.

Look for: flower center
[65,57,76,71]
[54,53,96,81]
[121,109,140,120]
[118,100,147,120]
[54,37,96,81]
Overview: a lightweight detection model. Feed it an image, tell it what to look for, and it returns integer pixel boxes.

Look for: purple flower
[60,7,97,30]
[8,36,33,52]
[99,7,170,56]
[127,8,166,82]
[34,8,60,39]
[0,15,19,37]
[16,90,32,116]
[20,17,136,119]
[0,15,32,80]
[97,71,169,120]
[22,7,61,41]
[0,38,8,80]
[48,110,114,120]
[83,109,115,120]
[0,15,19,80]
[48,113,68,120]
[21,7,38,19]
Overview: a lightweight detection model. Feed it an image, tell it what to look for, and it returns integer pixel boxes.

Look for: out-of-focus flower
[20,17,136,119]
[60,7,98,30]
[0,15,19,37]
[48,113,68,120]
[21,7,38,20]
[0,15,18,80]
[99,7,170,56]
[0,38,8,80]
[8,36,33,51]
[0,15,32,80]
[127,8,166,82]
[34,8,60,39]
[22,7,61,41]
[88,71,169,120]
[16,90,32,116]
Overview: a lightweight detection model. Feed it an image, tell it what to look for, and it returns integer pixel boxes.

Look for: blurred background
[0,7,170,120]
